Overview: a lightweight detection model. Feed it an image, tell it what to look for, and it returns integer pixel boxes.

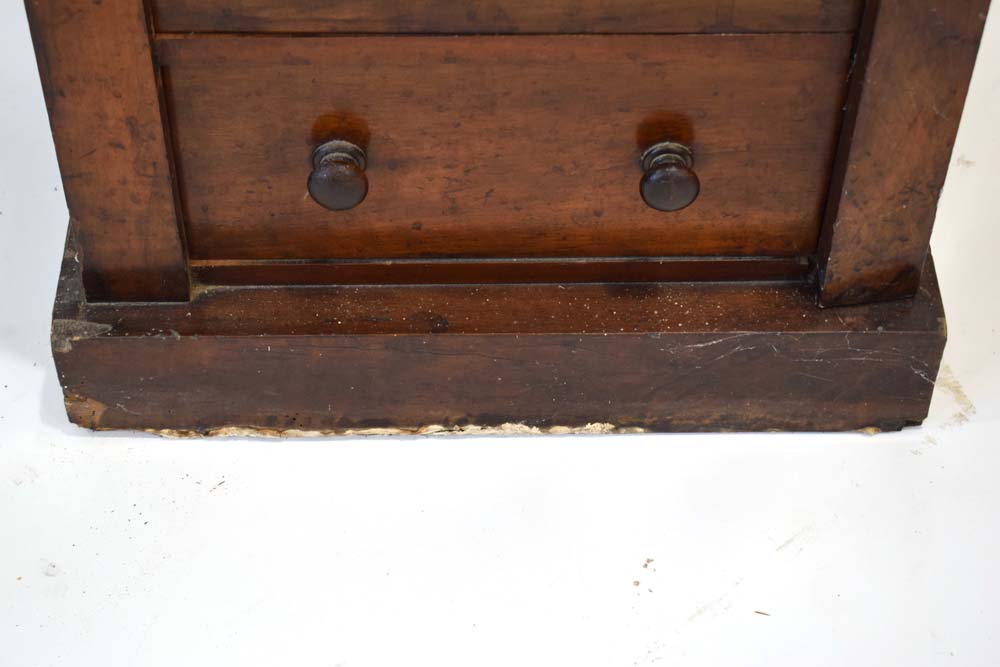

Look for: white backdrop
[1,4,998,666]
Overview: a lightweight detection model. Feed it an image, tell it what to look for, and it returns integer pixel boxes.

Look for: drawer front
[159,34,853,261]
[153,0,863,34]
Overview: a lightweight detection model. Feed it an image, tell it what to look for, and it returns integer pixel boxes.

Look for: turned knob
[639,141,700,212]
[307,139,368,211]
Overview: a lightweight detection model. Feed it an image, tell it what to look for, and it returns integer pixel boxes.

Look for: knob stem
[313,139,367,172]
[641,141,693,173]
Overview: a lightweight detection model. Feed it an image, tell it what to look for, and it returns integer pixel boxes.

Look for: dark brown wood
[52,228,947,433]
[189,256,810,286]
[152,0,864,35]
[30,1,990,434]
[816,0,991,307]
[25,0,189,302]
[158,34,853,262]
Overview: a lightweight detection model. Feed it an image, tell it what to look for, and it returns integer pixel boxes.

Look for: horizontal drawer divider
[150,0,863,36]
[153,29,859,40]
[153,31,856,64]
[189,256,811,286]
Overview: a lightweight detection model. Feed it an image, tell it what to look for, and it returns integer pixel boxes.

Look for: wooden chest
[28,0,991,433]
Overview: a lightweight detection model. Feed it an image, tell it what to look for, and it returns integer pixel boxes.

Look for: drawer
[158,34,853,261]
[153,0,863,34]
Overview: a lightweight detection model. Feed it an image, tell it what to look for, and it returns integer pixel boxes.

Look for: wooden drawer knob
[640,141,699,212]
[307,139,368,211]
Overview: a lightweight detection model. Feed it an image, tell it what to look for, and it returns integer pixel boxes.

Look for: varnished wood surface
[52,231,947,433]
[816,0,992,306]
[85,276,943,337]
[25,0,189,302]
[158,34,853,261]
[152,0,863,35]
[56,329,945,433]
[56,246,942,339]
[189,256,809,286]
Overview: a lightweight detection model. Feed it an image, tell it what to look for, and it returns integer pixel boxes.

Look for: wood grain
[816,0,992,306]
[25,0,189,302]
[52,230,947,433]
[152,0,863,34]
[158,34,853,261]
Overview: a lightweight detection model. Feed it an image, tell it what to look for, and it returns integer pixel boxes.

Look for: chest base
[51,228,946,435]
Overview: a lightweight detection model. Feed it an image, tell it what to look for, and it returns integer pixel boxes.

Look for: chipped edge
[51,319,113,353]
[143,422,645,438]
